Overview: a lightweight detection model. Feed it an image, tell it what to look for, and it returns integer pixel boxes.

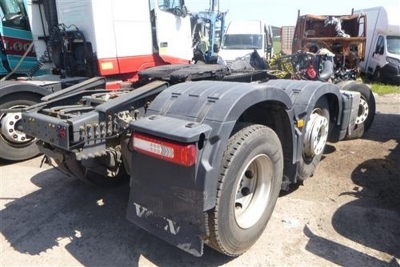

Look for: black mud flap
[126,197,205,256]
[126,152,208,257]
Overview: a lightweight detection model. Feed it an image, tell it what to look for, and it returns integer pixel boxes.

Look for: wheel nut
[245,170,254,178]
[241,187,251,196]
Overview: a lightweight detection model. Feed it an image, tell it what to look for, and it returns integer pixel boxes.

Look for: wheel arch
[203,101,297,209]
[267,79,343,143]
[0,81,50,99]
[233,99,298,190]
[137,80,296,210]
[138,80,345,210]
[177,81,297,209]
[229,81,344,188]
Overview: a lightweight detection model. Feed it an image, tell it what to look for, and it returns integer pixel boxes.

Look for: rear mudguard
[266,79,347,143]
[127,79,344,256]
[0,81,56,99]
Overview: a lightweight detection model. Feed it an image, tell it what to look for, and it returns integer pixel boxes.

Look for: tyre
[373,67,382,83]
[207,123,283,256]
[54,156,86,180]
[0,93,42,161]
[54,152,128,186]
[337,81,376,139]
[297,97,330,180]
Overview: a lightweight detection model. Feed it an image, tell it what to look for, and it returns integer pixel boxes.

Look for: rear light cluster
[131,133,196,166]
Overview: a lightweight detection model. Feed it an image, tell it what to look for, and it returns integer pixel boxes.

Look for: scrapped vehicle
[273,12,367,83]
[269,12,375,138]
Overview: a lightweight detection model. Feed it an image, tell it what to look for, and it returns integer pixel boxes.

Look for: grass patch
[369,83,400,96]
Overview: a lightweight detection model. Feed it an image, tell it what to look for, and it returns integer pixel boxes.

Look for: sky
[185,0,400,27]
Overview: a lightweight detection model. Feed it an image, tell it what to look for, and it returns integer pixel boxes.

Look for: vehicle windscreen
[222,34,263,49]
[387,36,400,55]
[0,0,29,30]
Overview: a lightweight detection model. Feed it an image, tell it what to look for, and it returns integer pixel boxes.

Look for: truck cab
[354,6,400,84]
[0,0,38,76]
[0,0,193,80]
[0,0,194,162]
[218,20,273,65]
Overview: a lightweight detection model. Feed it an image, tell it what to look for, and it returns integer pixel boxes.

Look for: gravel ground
[0,93,399,267]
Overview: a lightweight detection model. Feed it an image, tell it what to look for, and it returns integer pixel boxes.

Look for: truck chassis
[19,62,372,256]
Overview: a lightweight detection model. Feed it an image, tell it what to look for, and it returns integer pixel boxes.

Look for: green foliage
[369,83,400,95]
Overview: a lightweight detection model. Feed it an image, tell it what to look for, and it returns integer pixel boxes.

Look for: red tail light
[131,133,196,167]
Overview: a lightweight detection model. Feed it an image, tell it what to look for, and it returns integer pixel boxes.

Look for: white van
[354,6,400,84]
[218,20,273,66]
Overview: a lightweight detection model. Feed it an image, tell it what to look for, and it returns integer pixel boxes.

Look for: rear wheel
[207,123,283,256]
[297,97,330,180]
[0,94,41,161]
[337,81,376,139]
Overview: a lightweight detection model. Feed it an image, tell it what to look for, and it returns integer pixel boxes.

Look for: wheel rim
[0,105,34,145]
[355,96,369,125]
[234,154,273,229]
[303,109,329,158]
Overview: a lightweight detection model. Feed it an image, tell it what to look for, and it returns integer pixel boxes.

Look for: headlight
[386,57,400,65]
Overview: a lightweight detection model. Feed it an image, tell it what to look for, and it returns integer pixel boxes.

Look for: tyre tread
[207,123,274,256]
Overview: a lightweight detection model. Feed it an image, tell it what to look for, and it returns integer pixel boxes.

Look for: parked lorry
[19,8,376,258]
[218,20,274,65]
[354,6,400,84]
[0,0,192,161]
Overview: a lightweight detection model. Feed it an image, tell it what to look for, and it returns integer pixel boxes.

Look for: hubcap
[355,97,369,125]
[304,111,329,157]
[1,108,33,144]
[234,154,273,229]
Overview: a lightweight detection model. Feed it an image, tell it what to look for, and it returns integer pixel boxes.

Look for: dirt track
[1,93,399,266]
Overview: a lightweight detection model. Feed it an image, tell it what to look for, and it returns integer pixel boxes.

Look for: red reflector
[132,133,196,167]
[58,126,67,138]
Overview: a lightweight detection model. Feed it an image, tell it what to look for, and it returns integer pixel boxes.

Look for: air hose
[0,42,35,81]
[26,25,61,78]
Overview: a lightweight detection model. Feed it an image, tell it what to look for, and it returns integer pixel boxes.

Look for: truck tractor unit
[21,61,375,257]
[0,0,192,161]
[15,5,377,259]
